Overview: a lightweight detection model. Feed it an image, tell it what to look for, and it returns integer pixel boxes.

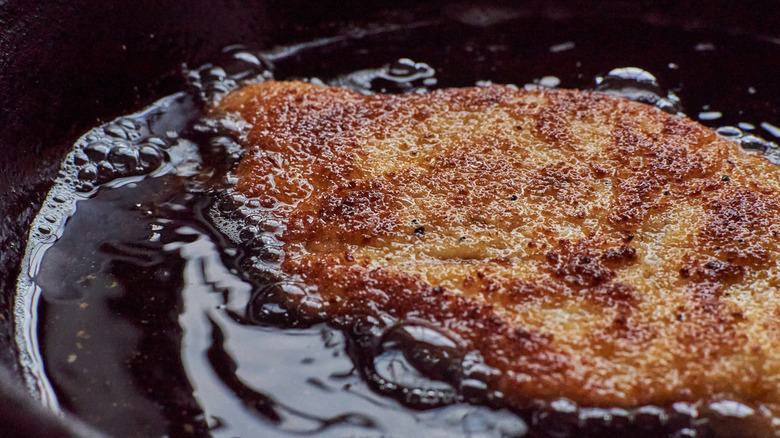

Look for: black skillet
[1,1,780,437]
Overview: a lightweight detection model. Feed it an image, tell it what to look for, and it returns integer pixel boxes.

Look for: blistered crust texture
[218,81,780,413]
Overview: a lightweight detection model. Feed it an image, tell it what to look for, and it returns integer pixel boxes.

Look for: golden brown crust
[217,81,780,413]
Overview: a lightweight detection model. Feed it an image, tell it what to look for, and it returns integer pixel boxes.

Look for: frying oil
[14,10,780,438]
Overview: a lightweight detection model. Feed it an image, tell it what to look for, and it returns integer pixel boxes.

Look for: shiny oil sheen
[15,9,780,438]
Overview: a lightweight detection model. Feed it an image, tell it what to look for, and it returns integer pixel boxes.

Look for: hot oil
[14,9,780,438]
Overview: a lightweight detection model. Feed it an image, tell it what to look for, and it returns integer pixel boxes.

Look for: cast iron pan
[1,1,780,437]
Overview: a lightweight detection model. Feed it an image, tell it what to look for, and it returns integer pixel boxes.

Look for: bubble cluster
[69,118,170,192]
[715,125,780,164]
[333,313,780,436]
[330,314,780,437]
[22,94,200,250]
[593,67,683,114]
[340,319,511,412]
[330,58,437,94]
[186,45,273,105]
[190,113,247,169]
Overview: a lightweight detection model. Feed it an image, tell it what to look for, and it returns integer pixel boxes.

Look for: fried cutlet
[216,81,780,427]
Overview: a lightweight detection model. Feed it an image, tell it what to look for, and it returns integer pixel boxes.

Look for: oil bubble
[633,405,668,430]
[238,226,260,243]
[536,76,561,88]
[139,146,164,169]
[761,122,780,138]
[372,347,456,408]
[103,123,130,140]
[107,146,140,172]
[460,379,489,403]
[708,400,755,418]
[578,408,613,432]
[532,398,578,438]
[380,323,464,382]
[76,182,94,193]
[671,428,699,438]
[740,134,771,153]
[716,126,743,139]
[217,196,242,214]
[72,152,89,166]
[117,118,139,130]
[95,162,116,182]
[247,282,321,327]
[77,164,98,183]
[83,142,111,162]
[232,51,262,68]
[607,407,632,430]
[144,136,170,149]
[346,321,492,411]
[704,400,773,438]
[203,66,228,82]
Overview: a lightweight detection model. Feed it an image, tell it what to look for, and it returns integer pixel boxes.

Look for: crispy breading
[217,81,780,417]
